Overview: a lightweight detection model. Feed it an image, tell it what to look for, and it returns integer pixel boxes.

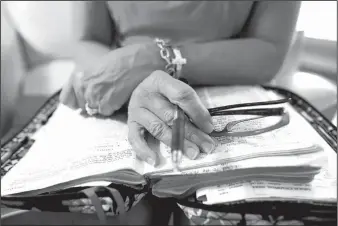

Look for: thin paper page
[197,164,336,205]
[1,104,146,196]
[144,86,319,175]
[196,90,337,204]
[197,155,336,205]
[152,148,326,176]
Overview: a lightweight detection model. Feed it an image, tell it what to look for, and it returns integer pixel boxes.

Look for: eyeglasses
[208,99,290,137]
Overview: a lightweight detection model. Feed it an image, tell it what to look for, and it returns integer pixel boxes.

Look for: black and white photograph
[1,1,337,225]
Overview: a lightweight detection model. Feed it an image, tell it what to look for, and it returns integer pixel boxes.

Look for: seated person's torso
[107,1,254,45]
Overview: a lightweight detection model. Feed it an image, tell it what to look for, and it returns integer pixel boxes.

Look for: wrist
[147,42,168,71]
[153,38,187,78]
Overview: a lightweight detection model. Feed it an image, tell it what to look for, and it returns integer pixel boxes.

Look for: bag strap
[81,187,129,225]
[103,187,128,225]
[82,188,107,225]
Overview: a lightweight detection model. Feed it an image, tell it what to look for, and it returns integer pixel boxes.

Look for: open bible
[1,86,328,199]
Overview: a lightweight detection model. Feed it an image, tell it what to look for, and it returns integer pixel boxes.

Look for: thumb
[59,74,79,109]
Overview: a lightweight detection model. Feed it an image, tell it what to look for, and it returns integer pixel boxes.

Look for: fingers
[150,71,214,134]
[129,107,200,162]
[95,86,127,116]
[63,197,113,213]
[62,197,112,206]
[59,71,86,110]
[72,71,86,109]
[128,121,158,166]
[142,93,215,153]
[68,205,111,214]
[59,73,79,109]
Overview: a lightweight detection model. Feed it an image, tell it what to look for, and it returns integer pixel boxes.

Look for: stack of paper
[194,87,337,205]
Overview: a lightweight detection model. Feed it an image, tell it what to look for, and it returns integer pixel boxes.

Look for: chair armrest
[299,38,337,84]
[1,60,75,142]
[282,71,337,120]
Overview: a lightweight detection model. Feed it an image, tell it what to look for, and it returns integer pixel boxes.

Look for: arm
[51,1,114,68]
[179,1,301,85]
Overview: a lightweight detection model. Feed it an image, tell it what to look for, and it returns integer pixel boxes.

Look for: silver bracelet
[154,38,186,79]
[172,48,187,79]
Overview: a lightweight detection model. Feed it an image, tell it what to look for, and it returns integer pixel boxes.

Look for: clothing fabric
[106,1,254,45]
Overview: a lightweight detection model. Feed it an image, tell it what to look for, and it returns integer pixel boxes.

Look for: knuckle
[73,71,84,80]
[172,87,195,104]
[149,70,166,78]
[131,87,152,108]
[185,128,195,141]
[163,109,175,125]
[148,121,166,139]
[131,86,145,100]
[149,70,167,87]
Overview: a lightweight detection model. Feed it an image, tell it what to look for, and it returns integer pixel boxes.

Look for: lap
[2,195,175,225]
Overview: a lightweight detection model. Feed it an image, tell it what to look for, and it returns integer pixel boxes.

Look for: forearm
[180,38,285,86]
[50,40,112,70]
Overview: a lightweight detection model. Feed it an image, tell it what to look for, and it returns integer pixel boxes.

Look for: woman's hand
[59,43,164,116]
[128,70,216,166]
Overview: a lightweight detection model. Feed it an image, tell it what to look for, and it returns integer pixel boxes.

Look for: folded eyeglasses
[208,98,290,137]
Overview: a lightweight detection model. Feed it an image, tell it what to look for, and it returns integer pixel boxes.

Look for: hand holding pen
[127,71,215,167]
[127,38,215,168]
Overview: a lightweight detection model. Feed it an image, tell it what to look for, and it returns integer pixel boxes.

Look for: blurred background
[1,1,337,141]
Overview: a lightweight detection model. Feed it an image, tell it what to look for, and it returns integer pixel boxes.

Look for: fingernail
[186,147,199,160]
[202,141,215,154]
[146,157,156,166]
[206,122,214,134]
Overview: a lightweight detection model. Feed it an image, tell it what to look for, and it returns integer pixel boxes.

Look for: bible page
[195,90,337,204]
[196,141,336,204]
[143,86,322,175]
[1,104,148,196]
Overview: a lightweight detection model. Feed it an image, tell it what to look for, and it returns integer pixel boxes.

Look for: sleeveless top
[106,1,254,45]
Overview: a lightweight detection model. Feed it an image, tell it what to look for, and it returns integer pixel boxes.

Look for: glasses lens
[228,115,282,132]
[213,115,283,133]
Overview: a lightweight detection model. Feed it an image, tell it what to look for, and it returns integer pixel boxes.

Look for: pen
[170,47,187,171]
[171,105,185,171]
